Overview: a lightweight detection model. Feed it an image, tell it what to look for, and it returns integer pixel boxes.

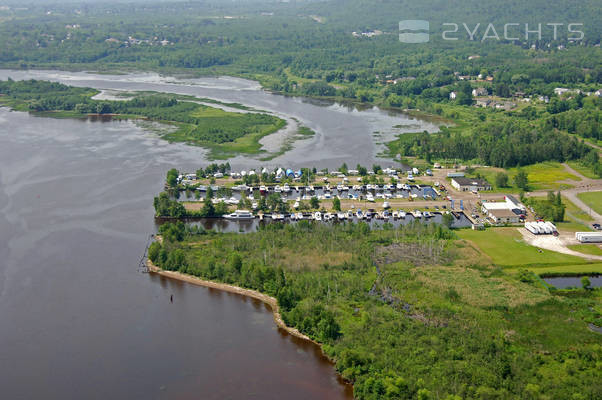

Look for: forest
[148,221,602,400]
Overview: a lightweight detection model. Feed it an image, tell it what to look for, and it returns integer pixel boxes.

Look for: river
[0,70,440,399]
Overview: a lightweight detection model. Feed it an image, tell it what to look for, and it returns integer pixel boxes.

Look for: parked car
[593,223,602,230]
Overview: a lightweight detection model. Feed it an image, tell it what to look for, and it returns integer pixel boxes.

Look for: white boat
[366,193,375,202]
[392,211,399,218]
[259,185,267,193]
[274,185,282,193]
[295,212,304,220]
[272,213,285,221]
[324,212,334,221]
[356,209,364,219]
[399,211,407,218]
[423,211,432,217]
[283,184,291,193]
[314,212,322,221]
[347,210,354,218]
[337,212,347,220]
[323,193,332,199]
[251,202,258,209]
[381,210,390,219]
[396,183,403,190]
[407,174,415,181]
[413,210,422,218]
[383,201,390,209]
[225,210,254,220]
[293,201,300,209]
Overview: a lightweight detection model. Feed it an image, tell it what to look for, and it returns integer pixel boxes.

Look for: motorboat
[224,210,254,220]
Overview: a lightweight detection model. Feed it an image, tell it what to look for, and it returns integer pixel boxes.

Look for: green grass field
[567,244,602,256]
[563,195,595,222]
[566,160,601,179]
[473,162,580,193]
[457,228,587,268]
[577,191,602,216]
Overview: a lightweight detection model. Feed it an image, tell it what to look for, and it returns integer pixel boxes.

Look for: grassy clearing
[415,265,550,308]
[577,191,602,215]
[563,195,595,222]
[508,162,580,191]
[567,160,600,179]
[506,263,602,276]
[568,244,602,256]
[456,227,587,267]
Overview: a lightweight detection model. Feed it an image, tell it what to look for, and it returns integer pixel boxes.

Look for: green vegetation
[0,79,286,159]
[567,245,602,257]
[577,191,602,216]
[150,220,601,399]
[456,228,587,268]
[524,192,565,222]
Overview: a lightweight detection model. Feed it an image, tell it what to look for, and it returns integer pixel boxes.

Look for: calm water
[0,70,439,399]
[543,275,602,289]
[0,109,351,399]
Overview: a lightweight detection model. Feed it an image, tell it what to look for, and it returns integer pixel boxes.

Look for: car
[593,223,602,230]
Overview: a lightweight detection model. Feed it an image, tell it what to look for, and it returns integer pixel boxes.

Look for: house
[449,91,457,100]
[595,90,602,97]
[475,99,491,107]
[554,87,581,96]
[447,172,465,178]
[433,162,442,169]
[472,87,488,97]
[487,208,521,224]
[451,177,491,192]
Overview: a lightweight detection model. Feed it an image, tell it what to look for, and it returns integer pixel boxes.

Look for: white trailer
[544,221,557,233]
[536,221,551,234]
[525,222,539,234]
[575,232,602,243]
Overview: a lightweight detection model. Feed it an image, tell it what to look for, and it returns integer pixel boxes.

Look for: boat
[324,212,334,221]
[251,202,258,209]
[282,184,291,193]
[271,213,285,221]
[224,210,255,220]
[381,210,390,220]
[356,209,364,219]
[413,210,422,218]
[337,212,347,220]
[295,212,304,220]
[314,212,322,221]
[274,185,282,193]
[423,211,432,217]
[347,210,354,218]
[396,183,403,190]
[259,185,267,194]
[383,201,390,209]
[293,201,300,209]
[366,193,375,202]
[399,211,407,218]
[392,211,398,219]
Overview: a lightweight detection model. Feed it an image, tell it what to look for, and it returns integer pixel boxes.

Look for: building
[447,172,465,178]
[487,209,520,224]
[451,177,492,192]
[472,87,488,97]
[449,91,457,100]
[475,99,491,107]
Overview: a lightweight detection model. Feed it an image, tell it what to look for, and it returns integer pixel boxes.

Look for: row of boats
[208,182,428,193]
[225,209,445,221]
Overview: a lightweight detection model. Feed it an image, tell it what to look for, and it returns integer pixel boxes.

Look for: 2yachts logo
[399,21,585,43]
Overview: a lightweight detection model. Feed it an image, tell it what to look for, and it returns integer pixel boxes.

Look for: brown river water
[0,70,440,399]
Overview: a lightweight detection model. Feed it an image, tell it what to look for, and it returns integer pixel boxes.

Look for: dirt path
[518,228,602,260]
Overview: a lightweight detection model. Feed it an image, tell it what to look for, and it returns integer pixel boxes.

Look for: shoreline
[146,259,312,342]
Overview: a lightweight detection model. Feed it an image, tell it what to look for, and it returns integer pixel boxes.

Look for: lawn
[457,227,587,267]
[567,244,602,256]
[577,191,602,216]
[563,195,594,222]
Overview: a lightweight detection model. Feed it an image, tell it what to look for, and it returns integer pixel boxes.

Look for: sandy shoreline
[146,260,313,342]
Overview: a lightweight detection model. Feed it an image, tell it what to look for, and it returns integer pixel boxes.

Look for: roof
[488,209,520,218]
[482,202,511,210]
[452,177,490,187]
